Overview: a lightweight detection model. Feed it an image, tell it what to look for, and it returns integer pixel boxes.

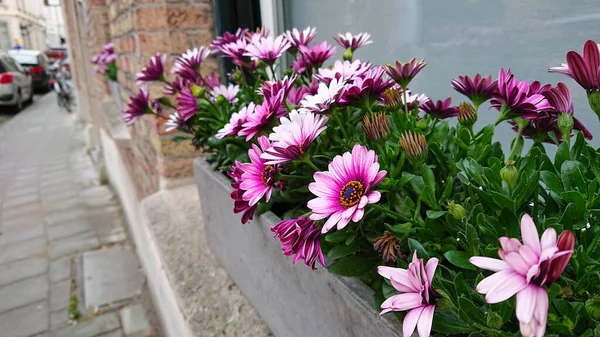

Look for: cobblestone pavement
[0,93,161,337]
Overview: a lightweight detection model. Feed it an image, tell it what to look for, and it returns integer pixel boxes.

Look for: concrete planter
[108,80,121,111]
[193,158,402,337]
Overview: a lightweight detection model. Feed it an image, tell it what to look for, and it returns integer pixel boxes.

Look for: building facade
[44,0,65,49]
[0,0,46,51]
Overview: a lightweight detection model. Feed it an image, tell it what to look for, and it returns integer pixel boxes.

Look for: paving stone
[42,189,80,203]
[0,257,47,287]
[120,304,152,337]
[2,194,40,209]
[0,301,49,337]
[0,237,47,264]
[82,246,145,307]
[50,279,71,312]
[50,256,71,283]
[45,208,88,226]
[49,312,121,337]
[50,232,100,259]
[44,198,82,212]
[4,186,38,199]
[47,219,93,241]
[1,207,46,225]
[0,221,45,246]
[98,330,124,337]
[0,275,49,313]
[50,309,69,330]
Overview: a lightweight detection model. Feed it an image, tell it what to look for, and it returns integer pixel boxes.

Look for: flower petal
[470,256,509,272]
[540,227,557,252]
[516,284,538,324]
[485,271,528,304]
[403,306,424,337]
[425,258,439,284]
[520,214,541,254]
[417,305,435,337]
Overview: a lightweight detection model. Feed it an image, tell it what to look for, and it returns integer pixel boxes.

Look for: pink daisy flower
[378,251,439,337]
[164,111,189,132]
[283,27,317,50]
[298,41,336,68]
[308,144,387,233]
[239,92,285,141]
[314,59,372,84]
[333,32,373,51]
[210,28,248,50]
[171,46,211,81]
[271,216,326,270]
[176,86,199,121]
[123,88,150,126]
[240,136,283,206]
[216,103,255,139]
[259,75,297,101]
[286,84,313,105]
[261,110,328,164]
[244,34,291,65]
[210,84,240,104]
[219,39,251,68]
[136,53,166,83]
[228,160,258,224]
[470,214,575,337]
[341,66,394,103]
[299,79,345,114]
[203,72,222,90]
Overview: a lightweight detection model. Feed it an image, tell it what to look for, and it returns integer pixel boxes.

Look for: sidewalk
[0,93,161,337]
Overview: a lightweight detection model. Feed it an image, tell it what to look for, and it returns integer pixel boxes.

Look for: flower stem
[372,204,411,222]
[508,121,527,159]
[280,174,312,180]
[402,86,409,117]
[333,111,349,139]
[269,64,277,81]
[303,156,320,171]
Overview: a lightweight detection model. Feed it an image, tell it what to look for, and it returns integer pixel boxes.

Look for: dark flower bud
[373,231,403,263]
[400,131,428,165]
[383,88,402,109]
[363,113,390,141]
[458,102,477,128]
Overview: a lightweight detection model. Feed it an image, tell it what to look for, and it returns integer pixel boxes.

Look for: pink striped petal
[417,305,435,337]
[499,237,522,253]
[503,252,530,275]
[389,292,424,311]
[518,245,539,266]
[476,270,514,294]
[469,257,509,272]
[321,212,342,233]
[516,284,538,323]
[403,306,425,337]
[520,214,541,254]
[366,191,381,203]
[533,287,549,334]
[425,258,439,284]
[540,227,557,252]
[486,271,528,304]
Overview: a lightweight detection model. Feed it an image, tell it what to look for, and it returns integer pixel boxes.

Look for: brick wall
[68,0,217,199]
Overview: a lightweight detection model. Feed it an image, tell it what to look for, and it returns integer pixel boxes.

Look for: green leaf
[541,170,564,194]
[560,191,587,218]
[571,130,585,160]
[324,230,351,243]
[488,190,515,210]
[509,135,524,159]
[432,310,472,334]
[382,281,397,298]
[555,141,570,170]
[458,296,487,325]
[426,210,447,219]
[421,164,436,200]
[327,240,360,259]
[561,160,586,192]
[398,172,416,188]
[444,250,476,270]
[171,136,191,142]
[385,223,415,236]
[408,238,429,258]
[327,255,379,277]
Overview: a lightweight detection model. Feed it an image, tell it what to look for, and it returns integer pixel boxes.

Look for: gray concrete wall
[194,158,402,337]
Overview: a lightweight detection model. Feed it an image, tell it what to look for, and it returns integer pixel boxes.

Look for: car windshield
[8,53,38,66]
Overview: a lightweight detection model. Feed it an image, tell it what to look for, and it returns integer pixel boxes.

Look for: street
[0,93,52,127]
[0,92,161,337]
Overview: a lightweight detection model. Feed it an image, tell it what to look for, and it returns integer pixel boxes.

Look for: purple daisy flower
[210,84,240,104]
[333,32,372,51]
[123,88,150,125]
[283,27,317,50]
[451,74,498,107]
[244,34,291,65]
[136,53,167,83]
[290,54,309,74]
[399,89,430,111]
[240,136,283,206]
[298,41,336,68]
[171,46,211,81]
[91,53,101,64]
[176,86,198,121]
[308,144,387,233]
[211,28,248,50]
[299,79,345,114]
[239,92,285,141]
[385,58,427,88]
[104,53,116,63]
[219,39,252,68]
[529,80,552,95]
[260,75,297,101]
[261,110,328,164]
[204,72,221,90]
[228,160,258,224]
[341,66,394,104]
[421,97,458,119]
[491,68,552,120]
[103,42,114,53]
[314,59,372,84]
[164,111,189,132]
[271,216,326,270]
[549,40,600,91]
[216,103,255,139]
[286,85,312,106]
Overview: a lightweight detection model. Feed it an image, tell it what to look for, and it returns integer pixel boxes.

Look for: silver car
[0,52,34,112]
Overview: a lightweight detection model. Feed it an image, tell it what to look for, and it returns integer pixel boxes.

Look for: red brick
[166,5,213,29]
[135,6,168,31]
[137,32,169,57]
[189,30,213,47]
[169,31,190,54]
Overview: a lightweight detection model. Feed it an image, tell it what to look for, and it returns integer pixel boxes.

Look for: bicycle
[53,73,75,113]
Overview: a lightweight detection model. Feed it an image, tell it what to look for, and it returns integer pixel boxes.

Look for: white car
[0,51,34,112]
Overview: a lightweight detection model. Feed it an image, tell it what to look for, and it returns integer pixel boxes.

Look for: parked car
[0,52,33,112]
[8,49,52,92]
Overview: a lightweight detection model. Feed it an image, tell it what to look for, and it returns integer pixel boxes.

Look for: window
[283,0,600,148]
[0,22,9,50]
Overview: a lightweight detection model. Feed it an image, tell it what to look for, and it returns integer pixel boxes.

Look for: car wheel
[12,92,22,113]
